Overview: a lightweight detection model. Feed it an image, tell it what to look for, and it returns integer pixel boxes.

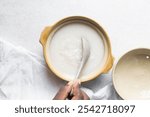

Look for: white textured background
[1,0,150,60]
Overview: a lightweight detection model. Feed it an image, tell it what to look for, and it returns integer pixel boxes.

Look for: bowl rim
[112,48,150,100]
[41,16,114,82]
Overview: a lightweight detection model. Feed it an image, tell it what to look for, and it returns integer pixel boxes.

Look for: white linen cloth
[0,39,120,100]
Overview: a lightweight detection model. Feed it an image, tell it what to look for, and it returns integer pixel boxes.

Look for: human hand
[53,81,89,100]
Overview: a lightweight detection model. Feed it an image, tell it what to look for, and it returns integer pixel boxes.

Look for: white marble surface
[1,0,150,60]
[0,0,150,99]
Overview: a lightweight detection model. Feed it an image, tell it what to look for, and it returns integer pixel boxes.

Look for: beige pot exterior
[40,16,114,82]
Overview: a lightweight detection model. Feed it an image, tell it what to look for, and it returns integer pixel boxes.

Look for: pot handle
[39,26,52,46]
[102,55,114,73]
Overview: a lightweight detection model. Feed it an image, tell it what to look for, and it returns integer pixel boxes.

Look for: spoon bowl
[74,37,90,80]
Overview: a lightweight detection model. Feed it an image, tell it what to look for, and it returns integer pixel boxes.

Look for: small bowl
[40,16,114,82]
[113,48,150,99]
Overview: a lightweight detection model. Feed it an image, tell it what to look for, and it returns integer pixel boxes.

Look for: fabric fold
[0,39,120,100]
